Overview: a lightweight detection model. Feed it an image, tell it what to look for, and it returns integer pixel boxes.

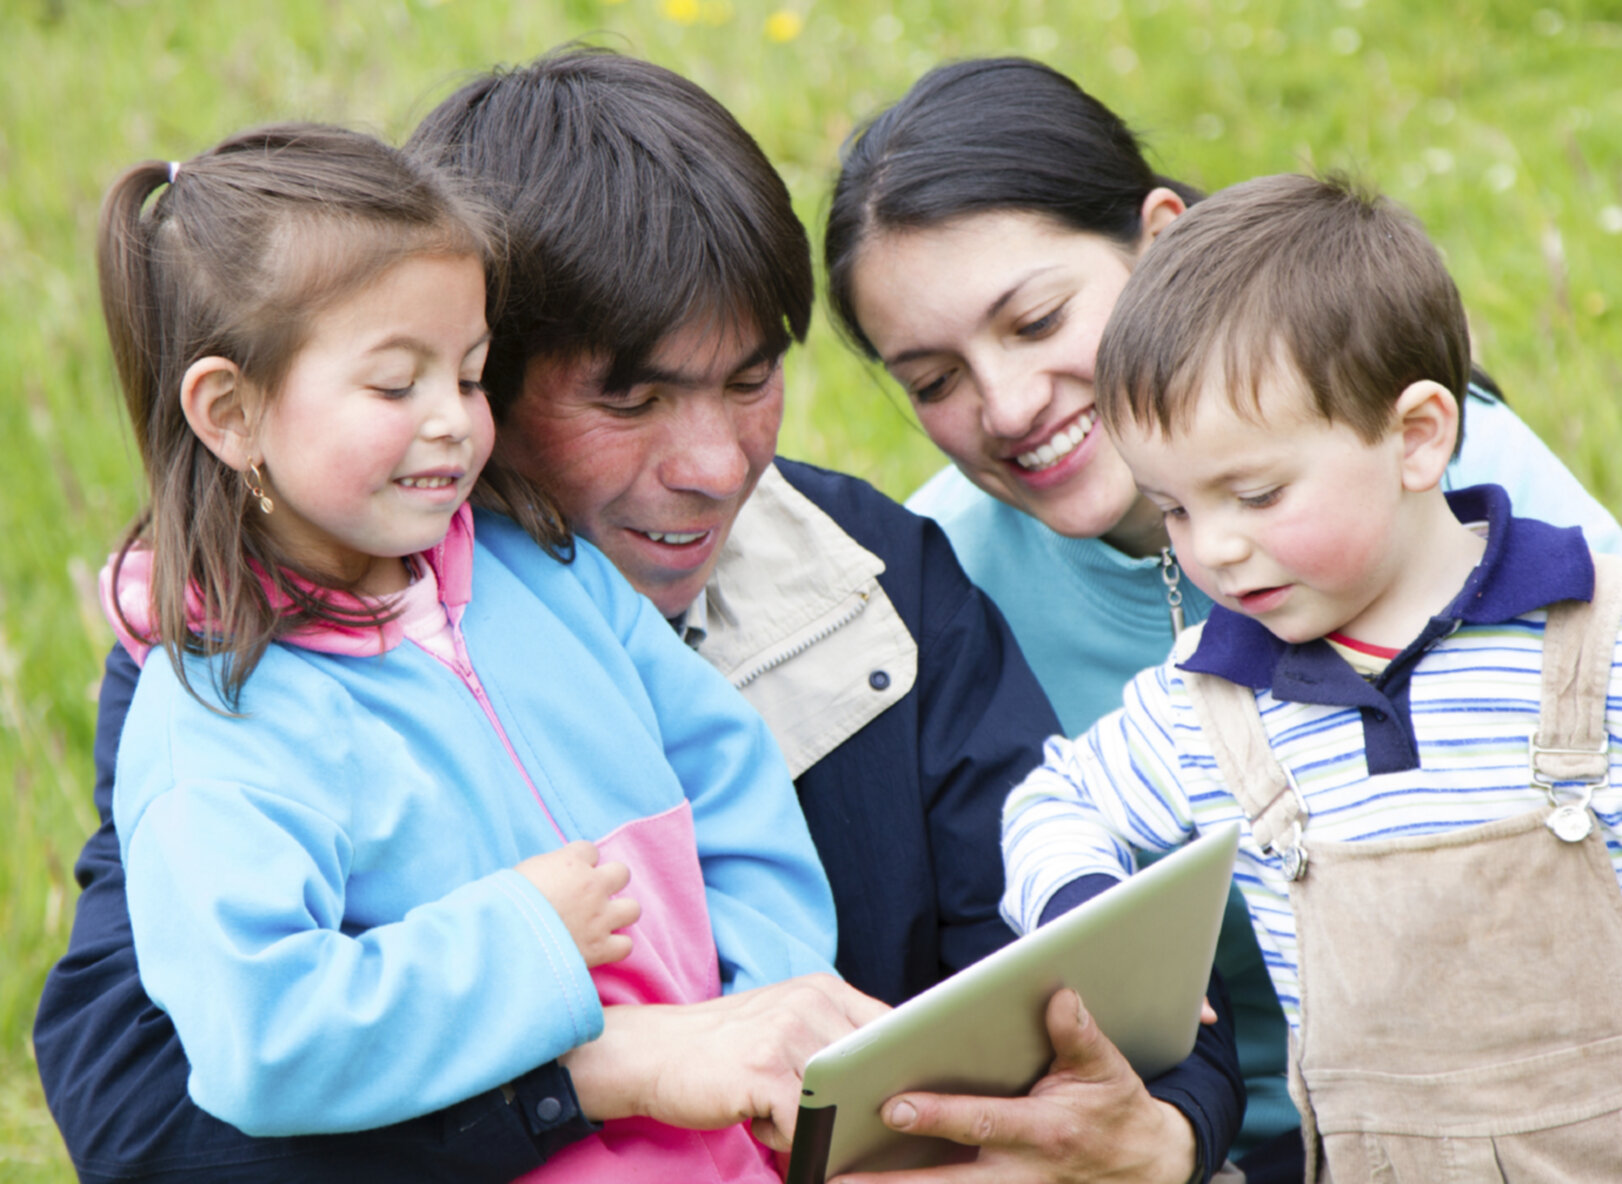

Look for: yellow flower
[765,9,803,41]
[662,0,700,24]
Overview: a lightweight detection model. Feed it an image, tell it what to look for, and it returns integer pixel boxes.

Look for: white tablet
[786,823,1240,1183]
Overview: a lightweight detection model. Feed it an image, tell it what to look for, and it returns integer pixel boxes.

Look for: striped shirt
[1002,487,1622,1031]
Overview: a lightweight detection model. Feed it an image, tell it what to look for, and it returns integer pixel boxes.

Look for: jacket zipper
[731,585,872,690]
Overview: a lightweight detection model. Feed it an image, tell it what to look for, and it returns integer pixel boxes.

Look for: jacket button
[869,670,891,691]
[536,1096,563,1122]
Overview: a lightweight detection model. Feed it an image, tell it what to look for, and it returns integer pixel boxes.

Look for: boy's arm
[1002,662,1201,935]
[35,644,597,1181]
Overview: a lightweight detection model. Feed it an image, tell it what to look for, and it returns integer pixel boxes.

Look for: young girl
[97,123,837,1180]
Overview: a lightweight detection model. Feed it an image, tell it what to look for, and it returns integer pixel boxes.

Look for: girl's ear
[180,357,256,470]
[1394,379,1460,493]
[1136,187,1188,257]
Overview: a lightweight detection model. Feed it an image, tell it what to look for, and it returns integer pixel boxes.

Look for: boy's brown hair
[1095,172,1471,447]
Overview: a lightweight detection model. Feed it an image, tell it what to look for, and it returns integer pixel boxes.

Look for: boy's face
[1113,372,1411,645]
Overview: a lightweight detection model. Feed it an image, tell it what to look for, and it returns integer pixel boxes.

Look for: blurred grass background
[3,0,1620,1176]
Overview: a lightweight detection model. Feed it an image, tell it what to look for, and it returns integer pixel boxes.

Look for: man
[36,49,1240,1183]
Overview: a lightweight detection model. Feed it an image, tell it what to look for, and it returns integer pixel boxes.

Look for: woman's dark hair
[408,46,813,416]
[99,122,560,708]
[825,56,1200,358]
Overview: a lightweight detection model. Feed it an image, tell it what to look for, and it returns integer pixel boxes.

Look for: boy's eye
[1240,488,1282,509]
[1160,505,1188,521]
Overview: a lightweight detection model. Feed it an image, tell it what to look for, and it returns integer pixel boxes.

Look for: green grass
[3,1,1620,1177]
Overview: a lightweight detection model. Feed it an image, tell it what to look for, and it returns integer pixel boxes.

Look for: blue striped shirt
[1002,487,1620,1029]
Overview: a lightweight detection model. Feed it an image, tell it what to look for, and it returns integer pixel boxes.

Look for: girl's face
[847,207,1171,557]
[253,253,493,595]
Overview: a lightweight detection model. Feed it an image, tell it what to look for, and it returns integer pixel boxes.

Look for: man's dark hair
[409,46,813,416]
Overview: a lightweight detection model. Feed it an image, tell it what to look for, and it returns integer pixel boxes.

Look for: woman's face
[848,207,1169,557]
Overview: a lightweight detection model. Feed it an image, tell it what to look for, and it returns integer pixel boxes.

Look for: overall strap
[1176,626,1307,869]
[1533,551,1622,786]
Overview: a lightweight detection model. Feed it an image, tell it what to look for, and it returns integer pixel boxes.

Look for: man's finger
[1042,987,1131,1081]
[880,1090,1032,1150]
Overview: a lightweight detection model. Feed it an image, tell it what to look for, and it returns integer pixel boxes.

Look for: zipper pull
[1160,547,1186,636]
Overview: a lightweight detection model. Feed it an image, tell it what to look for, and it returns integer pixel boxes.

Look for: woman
[825,56,1622,1181]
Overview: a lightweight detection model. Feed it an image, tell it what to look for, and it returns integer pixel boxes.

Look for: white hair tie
[167,161,181,184]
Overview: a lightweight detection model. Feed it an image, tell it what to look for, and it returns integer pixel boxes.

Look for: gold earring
[245,462,274,515]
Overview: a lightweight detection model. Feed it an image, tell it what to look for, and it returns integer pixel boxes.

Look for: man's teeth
[399,476,456,489]
[643,530,705,545]
[1016,412,1095,471]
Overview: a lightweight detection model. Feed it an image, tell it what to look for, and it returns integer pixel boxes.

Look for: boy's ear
[1136,187,1188,257]
[180,357,257,471]
[1394,379,1460,493]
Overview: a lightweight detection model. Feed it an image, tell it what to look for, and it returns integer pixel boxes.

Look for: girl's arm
[113,654,605,1137]
[565,538,839,990]
[34,644,596,1179]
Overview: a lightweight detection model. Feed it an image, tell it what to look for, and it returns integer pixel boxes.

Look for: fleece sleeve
[35,645,599,1181]
[566,541,839,992]
[112,654,604,1138]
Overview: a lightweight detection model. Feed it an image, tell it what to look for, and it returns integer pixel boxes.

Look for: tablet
[786,823,1240,1183]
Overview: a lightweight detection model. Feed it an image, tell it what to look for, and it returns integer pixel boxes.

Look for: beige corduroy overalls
[1184,554,1622,1182]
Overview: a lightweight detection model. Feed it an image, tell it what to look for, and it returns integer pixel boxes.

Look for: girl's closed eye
[1239,487,1283,510]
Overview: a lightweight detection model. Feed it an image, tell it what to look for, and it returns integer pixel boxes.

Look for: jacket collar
[103,504,476,667]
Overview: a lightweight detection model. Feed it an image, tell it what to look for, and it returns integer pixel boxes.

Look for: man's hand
[831,988,1198,1184]
[561,973,890,1150]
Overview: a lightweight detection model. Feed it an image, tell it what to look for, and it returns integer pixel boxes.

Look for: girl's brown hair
[99,122,568,707]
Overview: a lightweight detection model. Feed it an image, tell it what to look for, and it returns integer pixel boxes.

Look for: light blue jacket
[109,508,836,1137]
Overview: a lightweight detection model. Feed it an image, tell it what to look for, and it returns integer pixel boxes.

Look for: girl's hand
[562,975,891,1149]
[516,840,640,967]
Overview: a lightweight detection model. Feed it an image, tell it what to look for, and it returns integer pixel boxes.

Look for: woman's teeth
[1016,412,1095,471]
[643,530,705,545]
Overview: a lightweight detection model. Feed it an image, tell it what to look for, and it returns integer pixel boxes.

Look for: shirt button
[535,1096,563,1122]
[869,670,891,691]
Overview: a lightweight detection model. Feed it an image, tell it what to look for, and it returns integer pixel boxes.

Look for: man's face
[501,321,785,617]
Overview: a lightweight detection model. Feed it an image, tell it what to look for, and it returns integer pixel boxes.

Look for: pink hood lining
[100,505,476,668]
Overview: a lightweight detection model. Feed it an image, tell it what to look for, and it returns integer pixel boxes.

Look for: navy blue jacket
[35,459,1241,1181]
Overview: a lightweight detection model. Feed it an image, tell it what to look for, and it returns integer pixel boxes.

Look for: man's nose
[660,397,750,499]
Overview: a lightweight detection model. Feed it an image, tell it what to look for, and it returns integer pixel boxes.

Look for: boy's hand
[516,840,640,967]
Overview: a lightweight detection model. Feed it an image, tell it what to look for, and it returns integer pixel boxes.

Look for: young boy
[1001,172,1622,1181]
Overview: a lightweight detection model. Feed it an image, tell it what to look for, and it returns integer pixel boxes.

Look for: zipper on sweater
[418,621,567,841]
[731,585,873,690]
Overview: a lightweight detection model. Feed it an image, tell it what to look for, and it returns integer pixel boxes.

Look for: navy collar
[1182,484,1595,691]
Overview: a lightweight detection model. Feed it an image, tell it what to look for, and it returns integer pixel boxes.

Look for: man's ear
[1136,187,1188,257]
[1394,380,1460,493]
[180,357,256,470]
